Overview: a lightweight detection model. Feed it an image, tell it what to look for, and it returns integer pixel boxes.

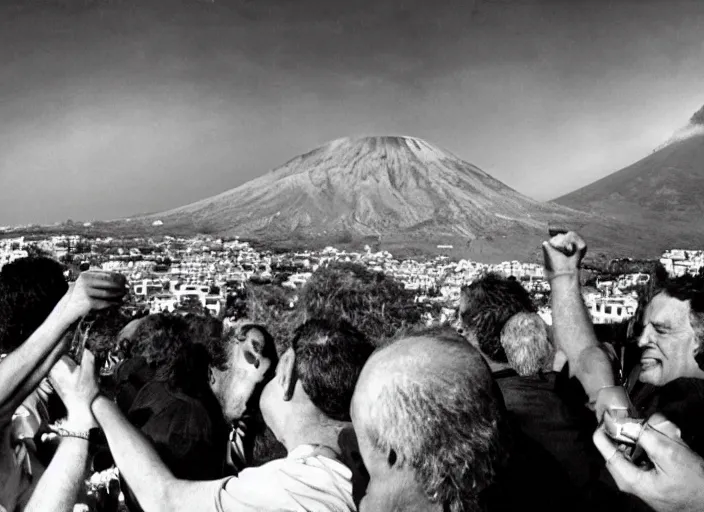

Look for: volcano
[556,105,704,225]
[133,135,614,260]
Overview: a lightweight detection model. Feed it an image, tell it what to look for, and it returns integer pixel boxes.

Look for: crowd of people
[1,231,704,512]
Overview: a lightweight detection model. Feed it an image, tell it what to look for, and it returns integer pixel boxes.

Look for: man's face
[211,327,272,424]
[638,293,700,386]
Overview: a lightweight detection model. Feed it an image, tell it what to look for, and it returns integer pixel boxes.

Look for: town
[2,234,702,329]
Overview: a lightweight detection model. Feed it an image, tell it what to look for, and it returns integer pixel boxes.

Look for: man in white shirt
[67,318,374,512]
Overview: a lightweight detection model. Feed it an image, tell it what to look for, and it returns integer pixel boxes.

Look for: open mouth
[640,357,660,370]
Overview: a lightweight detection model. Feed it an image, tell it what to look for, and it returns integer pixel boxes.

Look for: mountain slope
[556,106,704,220]
[135,136,602,259]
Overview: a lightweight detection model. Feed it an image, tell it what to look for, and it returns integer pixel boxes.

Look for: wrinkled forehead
[645,293,692,327]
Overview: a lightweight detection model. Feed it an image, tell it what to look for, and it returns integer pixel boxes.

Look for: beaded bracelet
[49,425,90,441]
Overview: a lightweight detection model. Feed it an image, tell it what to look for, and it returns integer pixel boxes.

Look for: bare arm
[543,234,626,416]
[0,271,127,423]
[23,352,99,512]
[550,273,619,397]
[23,436,91,512]
[92,396,220,512]
[0,297,73,421]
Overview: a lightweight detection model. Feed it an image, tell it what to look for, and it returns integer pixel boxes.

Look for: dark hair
[182,314,225,367]
[0,257,68,353]
[459,273,536,363]
[291,318,375,422]
[130,314,211,394]
[83,308,132,368]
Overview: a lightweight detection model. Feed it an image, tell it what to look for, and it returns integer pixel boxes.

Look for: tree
[297,262,425,346]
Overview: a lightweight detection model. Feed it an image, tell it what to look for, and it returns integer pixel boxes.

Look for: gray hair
[500,312,553,376]
[364,330,510,512]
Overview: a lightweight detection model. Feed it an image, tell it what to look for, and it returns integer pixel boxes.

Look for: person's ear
[387,448,398,468]
[278,347,296,401]
[208,366,216,386]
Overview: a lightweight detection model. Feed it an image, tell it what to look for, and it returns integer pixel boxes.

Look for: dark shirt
[588,368,704,512]
[494,369,601,489]
[482,429,581,512]
[113,357,155,414]
[122,381,229,512]
[628,368,704,457]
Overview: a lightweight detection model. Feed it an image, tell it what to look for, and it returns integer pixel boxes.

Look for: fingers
[85,287,126,300]
[645,414,682,440]
[593,428,645,492]
[637,421,691,473]
[547,231,587,256]
[48,355,78,385]
[79,350,96,379]
[80,271,127,288]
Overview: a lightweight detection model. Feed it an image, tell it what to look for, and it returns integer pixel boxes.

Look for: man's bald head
[352,328,510,512]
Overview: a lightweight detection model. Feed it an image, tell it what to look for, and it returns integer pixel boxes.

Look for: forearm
[23,437,90,512]
[0,338,67,420]
[0,296,73,409]
[551,274,618,397]
[92,396,177,512]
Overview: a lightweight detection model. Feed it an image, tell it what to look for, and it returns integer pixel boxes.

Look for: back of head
[0,257,68,353]
[182,313,226,367]
[357,327,510,512]
[459,273,536,363]
[292,318,375,422]
[130,313,210,393]
[500,312,552,376]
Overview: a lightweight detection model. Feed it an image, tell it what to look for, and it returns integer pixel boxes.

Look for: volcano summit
[136,135,595,259]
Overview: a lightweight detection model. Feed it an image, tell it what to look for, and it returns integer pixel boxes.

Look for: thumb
[80,350,96,377]
[638,420,690,473]
[542,241,559,267]
[645,413,682,440]
[49,355,78,380]
[593,428,643,493]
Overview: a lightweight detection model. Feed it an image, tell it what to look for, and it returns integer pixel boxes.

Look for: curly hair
[129,314,211,394]
[82,308,132,366]
[363,328,511,512]
[459,273,536,363]
[0,257,68,353]
[182,313,225,367]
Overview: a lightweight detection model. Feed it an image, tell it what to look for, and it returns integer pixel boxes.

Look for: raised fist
[542,231,587,281]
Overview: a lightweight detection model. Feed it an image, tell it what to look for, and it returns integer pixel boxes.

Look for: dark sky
[1,0,703,225]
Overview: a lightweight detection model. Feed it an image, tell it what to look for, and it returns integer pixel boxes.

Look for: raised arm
[543,232,630,418]
[0,271,127,422]
[91,394,220,512]
[24,352,99,512]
